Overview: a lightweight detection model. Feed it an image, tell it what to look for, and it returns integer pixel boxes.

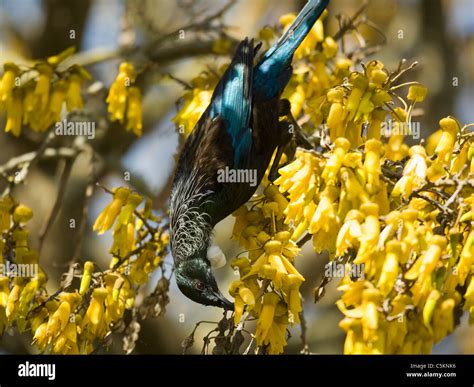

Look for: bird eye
[194,280,205,291]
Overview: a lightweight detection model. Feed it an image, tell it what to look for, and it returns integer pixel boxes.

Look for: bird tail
[254,0,329,99]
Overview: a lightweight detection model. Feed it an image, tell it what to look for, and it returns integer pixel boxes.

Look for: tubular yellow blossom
[355,203,380,265]
[392,145,427,198]
[377,240,401,296]
[5,89,22,137]
[12,204,33,224]
[107,62,135,123]
[48,80,68,123]
[434,116,459,163]
[255,292,280,346]
[407,85,428,103]
[322,137,351,184]
[336,210,363,256]
[0,62,20,102]
[82,287,108,337]
[79,261,94,295]
[34,64,53,112]
[126,87,143,136]
[363,139,382,194]
[422,289,441,329]
[93,187,130,234]
[66,74,84,111]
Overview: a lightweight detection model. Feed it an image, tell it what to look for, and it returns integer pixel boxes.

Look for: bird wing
[169,115,234,259]
[170,38,256,237]
[208,38,255,167]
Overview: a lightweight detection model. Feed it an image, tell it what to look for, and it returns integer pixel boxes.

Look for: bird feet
[278,99,316,150]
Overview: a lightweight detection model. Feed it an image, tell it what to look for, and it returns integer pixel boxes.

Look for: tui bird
[170,0,330,309]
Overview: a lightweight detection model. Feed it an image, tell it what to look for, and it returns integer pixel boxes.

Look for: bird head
[175,256,234,310]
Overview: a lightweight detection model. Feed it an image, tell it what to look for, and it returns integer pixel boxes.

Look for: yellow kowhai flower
[407,85,428,103]
[229,280,256,325]
[322,138,351,184]
[79,261,94,295]
[338,287,385,353]
[406,235,447,307]
[22,82,36,126]
[48,80,68,123]
[16,278,42,332]
[212,38,233,55]
[111,222,136,260]
[106,62,135,123]
[336,209,363,256]
[34,63,53,112]
[275,151,321,240]
[363,139,383,194]
[243,238,304,290]
[258,26,275,45]
[0,62,20,103]
[0,196,14,232]
[339,167,369,207]
[391,145,428,199]
[103,274,129,325]
[322,36,338,58]
[46,46,76,67]
[82,287,108,338]
[6,278,25,322]
[385,294,412,353]
[450,140,469,175]
[283,273,303,324]
[93,187,130,234]
[422,289,441,330]
[114,192,142,230]
[126,86,143,136]
[464,277,474,323]
[66,74,84,111]
[384,132,409,161]
[254,292,280,347]
[33,322,49,352]
[173,70,221,136]
[434,116,459,164]
[5,88,22,137]
[0,277,9,335]
[53,320,79,354]
[431,297,456,343]
[354,203,380,265]
[309,185,339,252]
[326,87,346,140]
[377,241,402,296]
[346,73,368,122]
[46,298,71,339]
[173,88,213,136]
[12,204,33,224]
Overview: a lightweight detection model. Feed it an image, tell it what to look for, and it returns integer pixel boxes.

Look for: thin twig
[71,145,96,265]
[1,131,61,196]
[333,2,368,41]
[0,147,78,177]
[297,233,312,248]
[38,158,75,254]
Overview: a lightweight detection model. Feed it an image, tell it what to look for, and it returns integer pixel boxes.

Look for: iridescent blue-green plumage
[170,0,329,309]
[254,0,329,100]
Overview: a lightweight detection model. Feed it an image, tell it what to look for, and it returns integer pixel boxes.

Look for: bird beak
[214,291,234,311]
